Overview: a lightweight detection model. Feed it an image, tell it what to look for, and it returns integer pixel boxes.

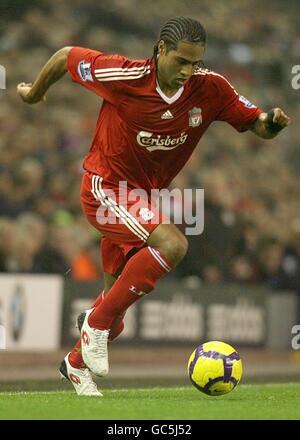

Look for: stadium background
[0,0,300,390]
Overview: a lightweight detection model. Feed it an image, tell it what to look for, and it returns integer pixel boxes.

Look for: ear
[157,40,166,56]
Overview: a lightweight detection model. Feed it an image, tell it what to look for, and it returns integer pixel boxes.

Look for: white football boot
[59,353,102,397]
[80,308,110,377]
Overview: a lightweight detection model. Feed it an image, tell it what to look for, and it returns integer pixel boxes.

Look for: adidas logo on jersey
[161,110,174,119]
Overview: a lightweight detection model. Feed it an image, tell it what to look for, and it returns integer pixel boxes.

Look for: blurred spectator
[229,255,258,284]
[201,265,223,285]
[0,218,17,271]
[257,239,287,289]
[72,240,102,280]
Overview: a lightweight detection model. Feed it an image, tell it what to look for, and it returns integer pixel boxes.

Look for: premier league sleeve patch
[78,60,93,82]
[238,95,256,109]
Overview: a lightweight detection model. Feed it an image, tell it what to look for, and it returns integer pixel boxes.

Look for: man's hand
[250,107,291,139]
[259,108,291,131]
[17,82,46,104]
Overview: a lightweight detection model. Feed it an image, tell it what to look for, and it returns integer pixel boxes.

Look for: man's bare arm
[17,46,72,104]
[249,108,291,139]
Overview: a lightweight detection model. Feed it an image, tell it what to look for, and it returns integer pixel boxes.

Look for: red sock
[68,290,124,369]
[68,339,86,369]
[89,247,174,330]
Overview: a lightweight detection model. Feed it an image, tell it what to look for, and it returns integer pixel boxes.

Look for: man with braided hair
[18,16,290,396]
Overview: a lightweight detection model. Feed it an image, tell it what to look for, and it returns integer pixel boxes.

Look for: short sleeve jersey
[67,47,262,194]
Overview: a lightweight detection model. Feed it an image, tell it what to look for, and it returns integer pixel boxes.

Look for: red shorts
[80,171,165,275]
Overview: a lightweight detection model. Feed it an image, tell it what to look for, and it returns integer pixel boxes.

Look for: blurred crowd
[0,0,299,291]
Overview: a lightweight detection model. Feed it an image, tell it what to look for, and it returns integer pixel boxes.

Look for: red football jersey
[67,47,262,194]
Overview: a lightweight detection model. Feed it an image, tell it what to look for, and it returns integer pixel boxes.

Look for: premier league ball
[188,341,243,396]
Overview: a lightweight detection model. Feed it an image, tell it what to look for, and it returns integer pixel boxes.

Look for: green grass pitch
[0,383,300,420]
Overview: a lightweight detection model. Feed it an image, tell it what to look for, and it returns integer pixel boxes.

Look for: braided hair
[153,16,206,59]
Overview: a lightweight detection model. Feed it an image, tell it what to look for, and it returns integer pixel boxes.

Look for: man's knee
[163,235,188,264]
[147,224,188,266]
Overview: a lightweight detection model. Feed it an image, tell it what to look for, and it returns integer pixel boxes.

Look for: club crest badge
[188,107,202,127]
[139,207,154,222]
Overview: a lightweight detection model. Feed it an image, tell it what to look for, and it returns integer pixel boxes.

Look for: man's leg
[89,223,187,330]
[82,223,187,375]
[79,172,188,375]
[68,271,125,369]
[99,272,126,341]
